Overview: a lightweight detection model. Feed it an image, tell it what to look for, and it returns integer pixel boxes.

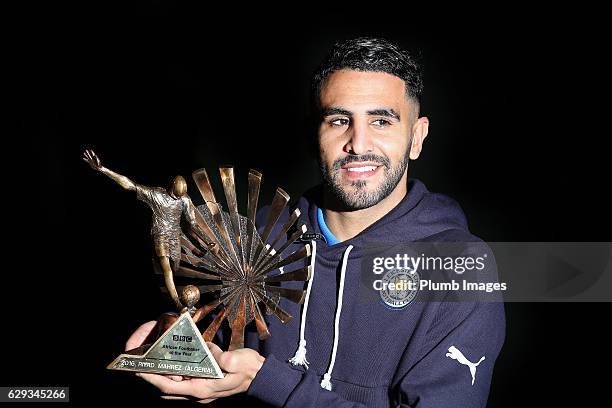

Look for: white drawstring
[320,244,353,391]
[288,240,317,369]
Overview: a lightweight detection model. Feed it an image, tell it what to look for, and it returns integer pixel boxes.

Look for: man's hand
[125,321,265,404]
[125,320,158,350]
[125,321,184,381]
[82,149,102,171]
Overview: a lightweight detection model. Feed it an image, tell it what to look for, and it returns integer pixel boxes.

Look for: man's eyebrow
[367,108,401,120]
[321,107,353,117]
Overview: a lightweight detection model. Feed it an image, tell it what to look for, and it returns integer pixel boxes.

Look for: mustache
[331,154,391,171]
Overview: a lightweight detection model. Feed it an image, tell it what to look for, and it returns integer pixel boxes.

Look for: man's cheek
[318,147,335,169]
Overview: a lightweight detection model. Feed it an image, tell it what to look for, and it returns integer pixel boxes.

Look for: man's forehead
[319,69,409,111]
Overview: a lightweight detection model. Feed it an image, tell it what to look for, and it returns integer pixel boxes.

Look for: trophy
[83,150,311,378]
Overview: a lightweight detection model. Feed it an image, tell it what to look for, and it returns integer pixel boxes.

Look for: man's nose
[344,120,373,155]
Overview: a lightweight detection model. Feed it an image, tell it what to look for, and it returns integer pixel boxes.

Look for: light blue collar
[317,207,341,245]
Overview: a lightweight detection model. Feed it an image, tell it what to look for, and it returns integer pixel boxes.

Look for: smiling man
[316,66,429,239]
[127,37,505,407]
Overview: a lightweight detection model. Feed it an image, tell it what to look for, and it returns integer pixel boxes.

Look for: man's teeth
[347,166,377,172]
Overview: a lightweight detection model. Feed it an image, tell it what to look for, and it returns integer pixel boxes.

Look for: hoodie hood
[295,178,470,254]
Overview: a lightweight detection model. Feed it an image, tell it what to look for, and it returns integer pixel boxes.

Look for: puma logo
[445,346,485,385]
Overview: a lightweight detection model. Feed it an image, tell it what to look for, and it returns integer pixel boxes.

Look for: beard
[319,150,410,210]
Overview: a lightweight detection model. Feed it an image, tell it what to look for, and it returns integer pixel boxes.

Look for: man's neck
[323,173,408,242]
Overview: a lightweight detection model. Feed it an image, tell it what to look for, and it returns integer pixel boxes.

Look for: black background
[9,2,611,406]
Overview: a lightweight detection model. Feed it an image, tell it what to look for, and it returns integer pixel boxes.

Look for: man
[126,37,505,407]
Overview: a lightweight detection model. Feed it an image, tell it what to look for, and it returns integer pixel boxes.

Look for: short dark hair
[311,37,423,109]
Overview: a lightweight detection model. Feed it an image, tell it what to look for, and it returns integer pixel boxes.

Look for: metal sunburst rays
[161,166,311,351]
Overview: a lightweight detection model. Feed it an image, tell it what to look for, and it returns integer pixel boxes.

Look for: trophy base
[107,311,223,378]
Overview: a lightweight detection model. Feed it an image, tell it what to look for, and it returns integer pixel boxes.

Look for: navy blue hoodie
[243,179,505,407]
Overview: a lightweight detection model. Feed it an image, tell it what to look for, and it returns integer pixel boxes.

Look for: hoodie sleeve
[395,301,505,407]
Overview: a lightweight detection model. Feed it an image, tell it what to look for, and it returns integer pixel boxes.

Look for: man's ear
[409,116,430,160]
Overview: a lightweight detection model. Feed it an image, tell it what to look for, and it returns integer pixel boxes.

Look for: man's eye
[372,119,391,127]
[330,118,349,127]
